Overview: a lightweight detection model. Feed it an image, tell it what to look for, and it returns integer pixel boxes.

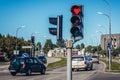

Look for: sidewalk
[112,59,120,64]
[0,65,9,71]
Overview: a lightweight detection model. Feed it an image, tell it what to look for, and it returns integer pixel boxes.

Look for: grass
[0,62,9,66]
[46,57,67,70]
[100,58,120,73]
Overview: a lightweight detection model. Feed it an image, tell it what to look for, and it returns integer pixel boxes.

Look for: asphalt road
[0,60,120,80]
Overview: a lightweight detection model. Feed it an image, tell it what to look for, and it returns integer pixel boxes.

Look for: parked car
[37,56,47,64]
[72,55,93,71]
[91,55,99,64]
[8,57,46,76]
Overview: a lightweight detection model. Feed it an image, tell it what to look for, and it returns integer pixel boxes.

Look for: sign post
[66,40,73,80]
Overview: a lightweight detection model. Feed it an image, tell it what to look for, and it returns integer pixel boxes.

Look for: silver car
[91,55,99,64]
[72,55,93,71]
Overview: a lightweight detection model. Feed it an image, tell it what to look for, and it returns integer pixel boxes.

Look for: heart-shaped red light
[73,8,81,15]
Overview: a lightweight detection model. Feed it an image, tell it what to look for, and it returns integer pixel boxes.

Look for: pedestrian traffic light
[49,15,63,41]
[31,36,35,44]
[70,5,84,42]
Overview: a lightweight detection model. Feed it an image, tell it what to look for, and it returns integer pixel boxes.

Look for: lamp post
[97,0,112,71]
[92,35,99,56]
[39,36,46,49]
[96,30,107,59]
[98,25,109,61]
[98,24,108,34]
[16,25,26,57]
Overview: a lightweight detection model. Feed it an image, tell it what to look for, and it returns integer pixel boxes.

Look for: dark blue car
[8,57,46,76]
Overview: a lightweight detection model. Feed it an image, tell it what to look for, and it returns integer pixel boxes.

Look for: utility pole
[66,40,73,80]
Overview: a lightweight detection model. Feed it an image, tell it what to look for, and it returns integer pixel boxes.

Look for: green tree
[56,39,65,48]
[43,39,53,54]
[85,45,92,53]
[112,47,120,57]
[76,44,81,50]
[81,43,85,50]
[36,42,41,51]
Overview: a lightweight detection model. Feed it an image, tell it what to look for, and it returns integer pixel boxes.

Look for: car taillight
[23,63,26,67]
[84,61,86,64]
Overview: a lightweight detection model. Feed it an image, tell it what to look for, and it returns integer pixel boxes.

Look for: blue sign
[21,53,29,58]
[110,44,112,54]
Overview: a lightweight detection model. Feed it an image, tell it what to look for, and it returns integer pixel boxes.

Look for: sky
[0,0,120,47]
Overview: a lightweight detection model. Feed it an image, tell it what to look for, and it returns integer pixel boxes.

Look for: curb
[101,61,120,74]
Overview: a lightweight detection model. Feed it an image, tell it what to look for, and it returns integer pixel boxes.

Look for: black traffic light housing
[31,36,35,44]
[70,5,84,42]
[49,15,63,42]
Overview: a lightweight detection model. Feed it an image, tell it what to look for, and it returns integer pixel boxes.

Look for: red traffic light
[71,5,81,15]
[31,36,35,43]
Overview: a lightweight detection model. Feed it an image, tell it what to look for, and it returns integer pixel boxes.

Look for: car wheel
[90,65,93,70]
[26,69,31,76]
[41,68,45,75]
[85,67,88,71]
[72,68,74,71]
[10,72,16,76]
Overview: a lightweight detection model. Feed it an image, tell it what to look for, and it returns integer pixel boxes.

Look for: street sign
[21,53,29,58]
[22,46,32,49]
[110,45,112,54]
[14,50,19,55]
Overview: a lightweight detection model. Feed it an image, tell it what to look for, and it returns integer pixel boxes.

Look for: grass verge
[46,57,67,70]
[0,62,9,66]
[100,58,120,73]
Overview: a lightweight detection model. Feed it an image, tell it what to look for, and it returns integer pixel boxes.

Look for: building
[101,33,120,50]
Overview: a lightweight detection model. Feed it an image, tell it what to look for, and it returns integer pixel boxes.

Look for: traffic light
[70,5,84,42]
[49,15,63,41]
[31,36,35,44]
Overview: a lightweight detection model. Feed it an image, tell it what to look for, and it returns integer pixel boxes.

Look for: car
[8,57,46,76]
[91,55,99,64]
[37,56,47,64]
[72,55,93,71]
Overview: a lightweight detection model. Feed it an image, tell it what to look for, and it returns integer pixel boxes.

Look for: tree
[36,42,41,51]
[43,39,53,54]
[112,47,120,57]
[85,45,93,53]
[76,44,81,50]
[81,43,85,50]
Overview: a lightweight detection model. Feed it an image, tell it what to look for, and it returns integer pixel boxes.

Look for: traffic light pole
[66,40,73,80]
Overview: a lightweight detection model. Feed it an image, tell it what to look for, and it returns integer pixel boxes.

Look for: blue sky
[0,0,120,47]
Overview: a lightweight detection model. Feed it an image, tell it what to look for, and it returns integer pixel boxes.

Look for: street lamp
[98,24,108,34]
[92,35,99,56]
[98,25,109,60]
[31,32,39,36]
[39,36,46,48]
[16,25,26,57]
[96,30,108,59]
[97,0,112,71]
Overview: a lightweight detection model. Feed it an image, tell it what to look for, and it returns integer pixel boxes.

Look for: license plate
[10,70,15,72]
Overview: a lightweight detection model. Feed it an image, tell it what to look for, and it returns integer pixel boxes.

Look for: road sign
[110,45,112,54]
[14,50,19,55]
[21,53,29,58]
[22,46,32,49]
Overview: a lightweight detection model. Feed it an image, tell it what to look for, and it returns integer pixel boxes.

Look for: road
[0,60,120,80]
